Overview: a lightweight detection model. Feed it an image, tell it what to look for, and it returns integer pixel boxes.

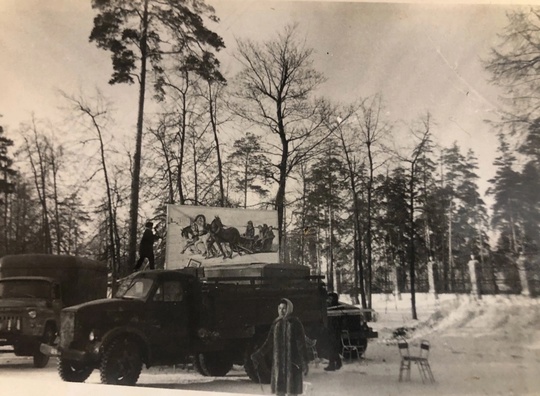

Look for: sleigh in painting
[179,214,277,260]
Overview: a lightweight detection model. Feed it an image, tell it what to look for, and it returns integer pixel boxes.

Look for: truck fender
[99,327,151,365]
[41,320,58,345]
[34,315,56,337]
[43,320,57,334]
[35,321,57,356]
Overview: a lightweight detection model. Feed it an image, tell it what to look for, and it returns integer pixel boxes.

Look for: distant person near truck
[325,292,343,371]
[251,298,309,396]
[133,221,161,271]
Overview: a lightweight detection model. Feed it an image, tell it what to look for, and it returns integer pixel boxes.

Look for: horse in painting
[209,216,243,259]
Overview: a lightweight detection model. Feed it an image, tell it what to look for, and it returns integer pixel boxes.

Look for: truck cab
[0,254,107,368]
[0,277,62,366]
[55,271,195,374]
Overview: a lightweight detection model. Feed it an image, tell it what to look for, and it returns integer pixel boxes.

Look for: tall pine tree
[487,134,523,254]
[0,122,17,255]
[90,0,225,273]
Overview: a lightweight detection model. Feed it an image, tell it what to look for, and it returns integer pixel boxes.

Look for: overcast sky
[0,0,534,198]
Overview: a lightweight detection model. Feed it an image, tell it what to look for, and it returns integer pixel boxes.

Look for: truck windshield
[117,278,154,300]
[0,280,51,299]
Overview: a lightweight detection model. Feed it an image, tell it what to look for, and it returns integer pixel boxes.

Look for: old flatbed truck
[0,254,107,368]
[43,262,377,385]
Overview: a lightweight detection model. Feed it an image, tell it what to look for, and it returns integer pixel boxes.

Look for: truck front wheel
[194,351,233,377]
[33,352,50,368]
[58,358,94,382]
[100,337,142,386]
[33,325,56,368]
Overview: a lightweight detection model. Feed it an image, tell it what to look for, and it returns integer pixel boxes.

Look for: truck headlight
[28,310,37,319]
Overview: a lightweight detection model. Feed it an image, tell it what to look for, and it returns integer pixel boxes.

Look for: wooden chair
[341,330,363,362]
[398,338,435,383]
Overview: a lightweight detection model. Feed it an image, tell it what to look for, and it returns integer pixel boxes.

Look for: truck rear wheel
[244,337,271,384]
[58,358,94,382]
[33,324,56,368]
[193,351,233,377]
[100,337,142,386]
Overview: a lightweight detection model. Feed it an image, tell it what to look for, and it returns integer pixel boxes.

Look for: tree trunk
[276,176,286,263]
[243,160,248,209]
[208,81,225,206]
[328,205,335,293]
[177,72,188,205]
[26,125,52,254]
[357,221,367,308]
[409,167,418,320]
[448,200,454,291]
[3,169,9,254]
[366,144,374,309]
[50,149,61,255]
[98,124,119,293]
[275,100,288,262]
[127,0,149,276]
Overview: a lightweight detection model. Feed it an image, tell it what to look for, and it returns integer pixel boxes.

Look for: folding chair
[305,336,320,367]
[341,330,363,362]
[417,340,435,383]
[398,338,435,383]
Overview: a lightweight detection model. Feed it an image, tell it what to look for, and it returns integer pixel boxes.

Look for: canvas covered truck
[42,262,328,385]
[0,254,107,367]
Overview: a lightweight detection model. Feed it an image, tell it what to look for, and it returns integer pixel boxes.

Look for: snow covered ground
[3,293,540,396]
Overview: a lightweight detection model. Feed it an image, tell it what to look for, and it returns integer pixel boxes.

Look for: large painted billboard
[165,204,279,269]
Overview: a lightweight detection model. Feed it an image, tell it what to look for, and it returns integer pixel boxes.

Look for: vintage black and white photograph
[1,0,539,395]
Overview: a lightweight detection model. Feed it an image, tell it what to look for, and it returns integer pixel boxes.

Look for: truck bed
[176,263,327,340]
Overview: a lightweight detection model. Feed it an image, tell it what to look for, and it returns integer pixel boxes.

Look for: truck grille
[59,311,75,348]
[0,315,22,332]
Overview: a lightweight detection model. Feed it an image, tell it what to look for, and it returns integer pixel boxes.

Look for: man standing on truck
[133,221,161,271]
[251,298,309,396]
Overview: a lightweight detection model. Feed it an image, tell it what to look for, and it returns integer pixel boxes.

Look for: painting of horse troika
[165,204,279,269]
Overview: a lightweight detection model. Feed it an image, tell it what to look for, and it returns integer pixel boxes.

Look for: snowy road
[3,294,540,396]
[3,337,538,396]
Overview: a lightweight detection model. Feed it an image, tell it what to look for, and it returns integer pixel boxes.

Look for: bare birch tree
[354,96,392,309]
[400,113,433,320]
[62,91,123,285]
[20,117,52,253]
[231,24,328,256]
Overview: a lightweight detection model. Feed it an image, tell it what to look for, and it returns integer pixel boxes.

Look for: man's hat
[145,221,153,228]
